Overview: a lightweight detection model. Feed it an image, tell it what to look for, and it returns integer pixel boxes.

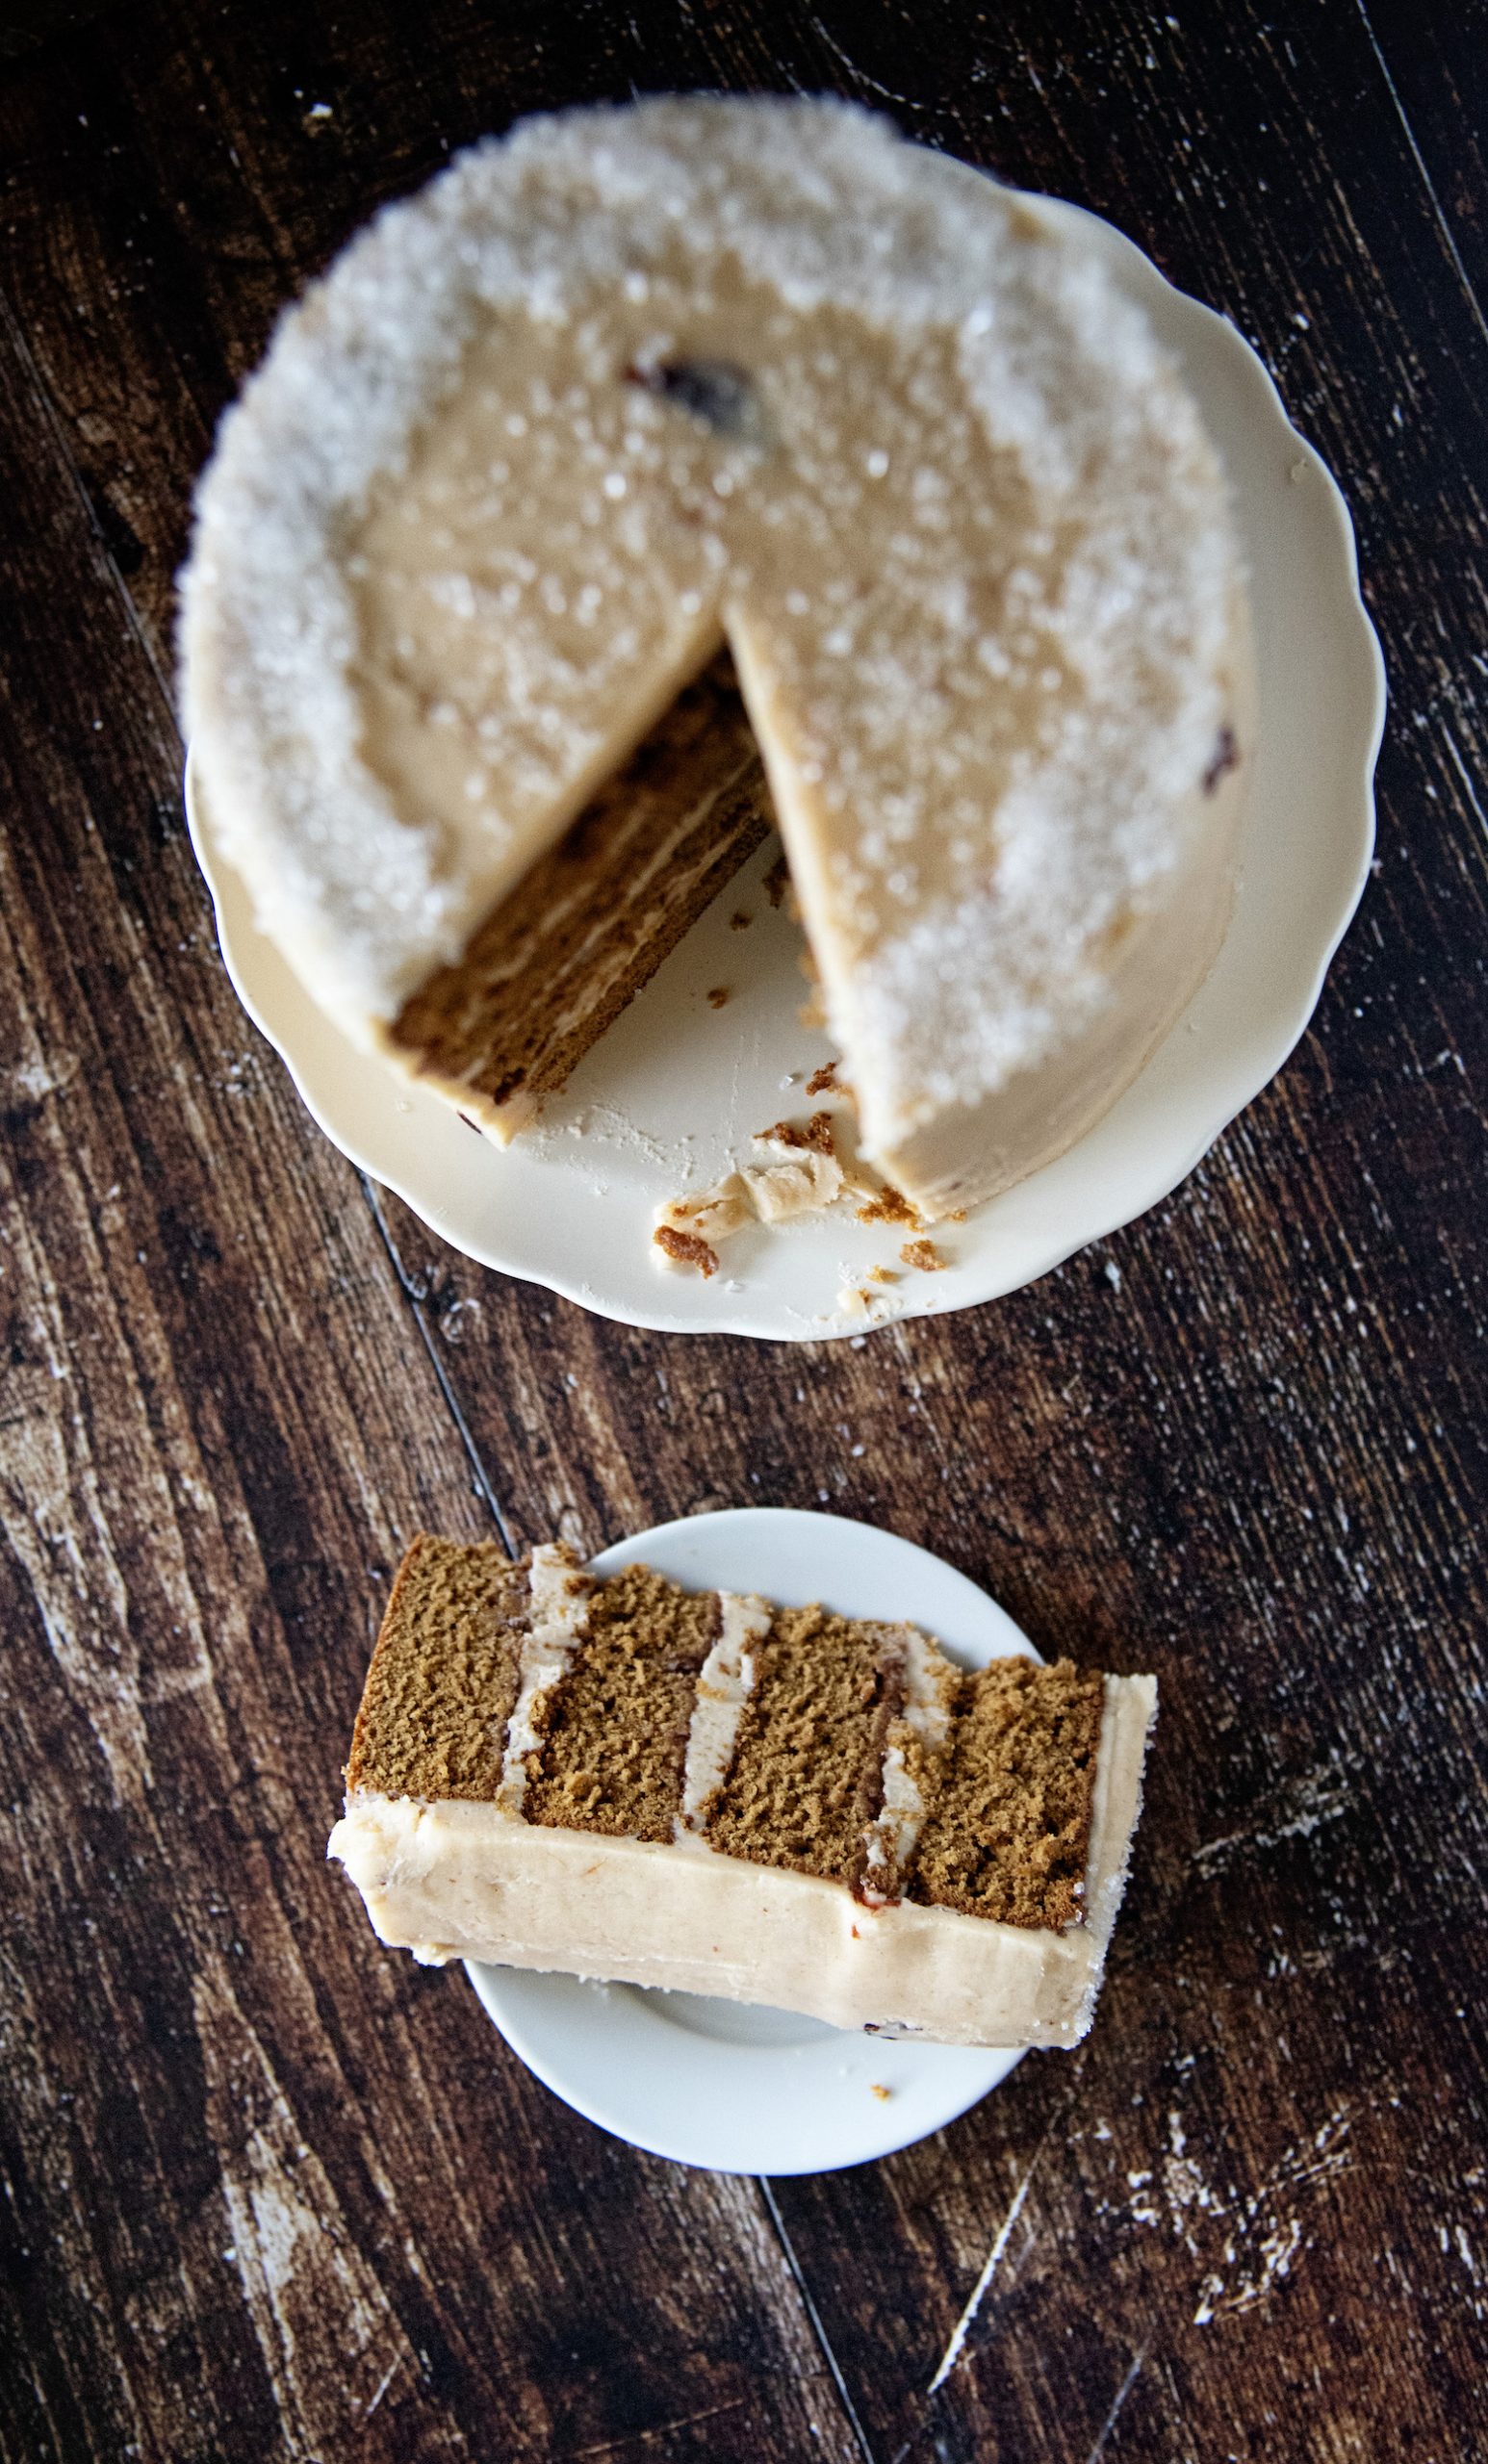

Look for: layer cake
[181,95,1250,1221]
[328,1537,1158,2048]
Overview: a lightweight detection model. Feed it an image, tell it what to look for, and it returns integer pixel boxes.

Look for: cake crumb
[870,2082,892,2101]
[730,909,753,931]
[763,854,790,909]
[706,985,731,1009]
[654,1223,720,1277]
[901,1238,947,1272]
[652,1107,859,1277]
[653,1117,854,1265]
[868,1265,896,1285]
[806,1059,841,1096]
[757,1111,835,1155]
[857,1184,920,1229]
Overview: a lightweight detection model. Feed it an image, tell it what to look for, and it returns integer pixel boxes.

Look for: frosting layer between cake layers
[182,95,1251,1219]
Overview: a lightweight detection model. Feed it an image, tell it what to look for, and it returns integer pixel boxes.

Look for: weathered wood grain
[1361,0,1488,339]
[0,85,866,2464]
[2,2,1486,2460]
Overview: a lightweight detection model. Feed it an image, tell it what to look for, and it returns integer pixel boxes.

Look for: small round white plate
[465,1508,1036,2172]
[186,179,1385,1343]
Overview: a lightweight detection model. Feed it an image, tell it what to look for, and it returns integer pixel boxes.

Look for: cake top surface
[182,95,1243,1142]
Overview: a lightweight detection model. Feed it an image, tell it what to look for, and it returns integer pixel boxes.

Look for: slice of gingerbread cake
[329,1536,1156,2048]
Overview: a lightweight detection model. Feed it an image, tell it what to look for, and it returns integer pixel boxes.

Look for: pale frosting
[182,96,1250,1222]
[652,1120,859,1273]
[860,1625,960,1904]
[495,1544,593,1816]
[328,1671,1156,2049]
[676,1590,773,1836]
[654,1173,754,1254]
[746,1144,845,1223]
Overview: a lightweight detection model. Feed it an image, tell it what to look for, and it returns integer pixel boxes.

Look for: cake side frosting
[327,1674,1155,2048]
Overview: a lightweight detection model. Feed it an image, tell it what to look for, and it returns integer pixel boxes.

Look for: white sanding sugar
[180,95,1243,1142]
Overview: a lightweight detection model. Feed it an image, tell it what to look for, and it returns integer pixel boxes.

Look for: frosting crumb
[750,1145,844,1223]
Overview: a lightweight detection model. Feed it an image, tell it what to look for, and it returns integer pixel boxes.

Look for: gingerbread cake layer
[521,1561,721,1841]
[344,1535,530,1799]
[329,1538,1157,2047]
[705,1604,906,1887]
[911,1656,1105,1927]
[386,653,772,1139]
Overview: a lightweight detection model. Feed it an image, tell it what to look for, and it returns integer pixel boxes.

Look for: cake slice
[328,1537,1157,2048]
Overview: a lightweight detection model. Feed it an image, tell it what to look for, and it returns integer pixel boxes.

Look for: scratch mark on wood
[806,13,914,108]
[1438,723,1488,838]
[1084,2344,1147,2464]
[562,2399,748,2458]
[1192,1756,1354,1875]
[193,1955,418,2450]
[362,2352,401,2420]
[927,2168,1033,2394]
[759,2178,880,2464]
[1191,2111,1355,2325]
[1353,0,1488,354]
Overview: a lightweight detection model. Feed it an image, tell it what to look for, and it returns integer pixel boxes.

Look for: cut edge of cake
[380,651,775,1142]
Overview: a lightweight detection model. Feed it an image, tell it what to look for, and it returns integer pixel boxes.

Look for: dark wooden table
[3,3,1486,2457]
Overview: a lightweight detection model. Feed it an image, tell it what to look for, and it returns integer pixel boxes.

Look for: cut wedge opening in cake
[384,650,779,1142]
[330,1534,1158,2049]
[182,97,1252,1229]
